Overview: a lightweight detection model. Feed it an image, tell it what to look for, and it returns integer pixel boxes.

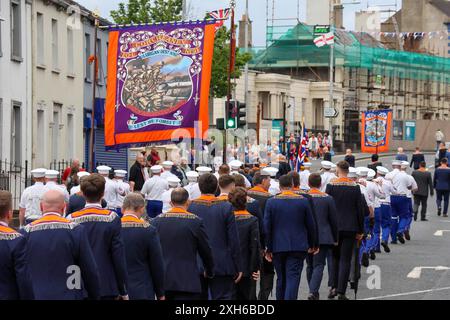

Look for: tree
[110,0,182,25]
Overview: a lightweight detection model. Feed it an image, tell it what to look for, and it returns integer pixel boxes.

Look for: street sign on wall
[325,107,339,118]
[314,25,331,36]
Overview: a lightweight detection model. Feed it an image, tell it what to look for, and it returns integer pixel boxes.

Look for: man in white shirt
[19,168,48,227]
[229,160,251,188]
[375,166,395,253]
[161,176,181,213]
[141,165,169,218]
[44,170,70,203]
[320,161,336,192]
[399,161,418,242]
[97,166,125,213]
[184,171,201,200]
[264,167,280,195]
[70,171,91,196]
[161,161,178,181]
[300,162,312,191]
[113,170,131,217]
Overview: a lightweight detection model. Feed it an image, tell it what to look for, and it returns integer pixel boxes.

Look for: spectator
[129,153,147,192]
[434,158,450,218]
[308,134,319,160]
[395,147,408,162]
[62,159,84,185]
[367,154,382,171]
[412,162,434,221]
[323,147,332,162]
[147,147,161,166]
[436,142,448,168]
[410,147,425,170]
[436,129,445,151]
[344,149,355,167]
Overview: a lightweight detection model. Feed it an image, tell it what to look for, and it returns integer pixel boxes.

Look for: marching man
[19,168,47,227]
[141,165,169,218]
[162,176,181,213]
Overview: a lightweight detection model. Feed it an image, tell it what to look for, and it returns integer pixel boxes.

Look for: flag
[295,122,309,172]
[207,8,231,32]
[313,32,335,47]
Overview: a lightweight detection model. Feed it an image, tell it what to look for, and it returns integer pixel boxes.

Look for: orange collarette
[308,188,326,195]
[217,194,229,201]
[0,225,16,233]
[31,214,70,225]
[334,177,354,183]
[292,187,300,191]
[249,186,269,194]
[121,215,143,223]
[281,191,296,196]
[234,210,250,216]
[167,207,190,214]
[197,195,217,201]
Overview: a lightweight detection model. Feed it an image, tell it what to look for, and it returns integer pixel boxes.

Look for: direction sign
[314,25,330,36]
[324,107,339,118]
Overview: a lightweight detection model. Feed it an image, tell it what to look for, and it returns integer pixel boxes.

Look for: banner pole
[89,16,99,172]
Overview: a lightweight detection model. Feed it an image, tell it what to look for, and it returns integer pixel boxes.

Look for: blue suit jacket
[188,196,242,276]
[121,215,165,300]
[0,225,34,300]
[152,208,214,294]
[22,214,100,300]
[70,207,128,297]
[308,190,338,245]
[264,192,317,253]
[434,168,450,191]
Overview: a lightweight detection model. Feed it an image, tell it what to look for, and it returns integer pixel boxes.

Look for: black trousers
[413,195,428,219]
[200,276,235,300]
[258,258,275,300]
[166,291,201,300]
[332,231,356,295]
[234,276,257,300]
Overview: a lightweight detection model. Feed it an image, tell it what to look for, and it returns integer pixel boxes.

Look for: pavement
[264,154,450,300]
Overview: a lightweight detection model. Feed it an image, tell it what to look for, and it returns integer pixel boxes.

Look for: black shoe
[308,293,320,300]
[397,233,405,244]
[414,214,418,221]
[444,214,449,218]
[370,250,376,260]
[338,294,349,300]
[381,241,391,253]
[361,252,370,267]
[438,208,442,216]
[328,288,337,300]
[391,241,398,245]
[421,218,428,221]
[404,230,411,241]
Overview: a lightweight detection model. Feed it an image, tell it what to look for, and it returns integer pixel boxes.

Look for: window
[85,33,91,81]
[397,109,402,119]
[411,110,417,120]
[36,13,44,65]
[51,19,58,70]
[96,38,102,84]
[67,27,74,74]
[52,104,62,161]
[412,79,418,97]
[67,114,74,160]
[11,102,21,165]
[10,0,22,61]
[36,110,45,166]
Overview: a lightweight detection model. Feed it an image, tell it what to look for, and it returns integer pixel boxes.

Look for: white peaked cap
[31,168,47,178]
[321,161,333,169]
[167,176,181,187]
[45,170,60,178]
[367,169,376,180]
[77,171,90,179]
[356,167,369,177]
[348,167,358,178]
[392,160,402,166]
[151,165,163,173]
[162,161,174,168]
[114,170,127,177]
[196,166,212,175]
[376,166,389,175]
[186,171,199,180]
[303,162,312,168]
[401,161,409,168]
[229,160,243,170]
[263,167,279,177]
[97,166,111,174]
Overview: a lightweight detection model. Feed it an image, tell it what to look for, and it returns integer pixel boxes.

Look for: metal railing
[0,160,30,211]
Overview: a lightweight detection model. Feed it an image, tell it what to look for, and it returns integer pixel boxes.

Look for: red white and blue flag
[207,8,231,31]
[295,122,309,172]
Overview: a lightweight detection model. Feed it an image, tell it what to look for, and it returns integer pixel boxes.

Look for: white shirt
[184,182,201,200]
[366,181,385,209]
[392,171,413,196]
[161,170,178,181]
[141,175,169,201]
[405,174,418,199]
[359,184,372,209]
[269,179,280,196]
[19,182,47,220]
[114,179,130,208]
[70,185,80,196]
[231,171,251,188]
[161,188,175,213]
[320,171,336,192]
[104,178,125,208]
[378,177,395,204]
[385,168,400,182]
[300,170,311,190]
[44,181,70,203]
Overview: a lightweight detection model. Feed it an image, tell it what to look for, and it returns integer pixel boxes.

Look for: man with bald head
[129,153,148,192]
[22,190,101,300]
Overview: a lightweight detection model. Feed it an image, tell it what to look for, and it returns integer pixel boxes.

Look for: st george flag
[295,122,309,172]
[207,8,231,32]
[314,32,335,47]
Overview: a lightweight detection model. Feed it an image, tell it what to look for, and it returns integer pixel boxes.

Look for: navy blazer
[121,215,165,300]
[434,168,450,191]
[22,214,100,300]
[188,196,242,276]
[152,208,214,294]
[308,190,338,245]
[70,206,128,297]
[264,192,317,253]
[234,211,261,277]
[0,225,34,300]
[67,194,107,216]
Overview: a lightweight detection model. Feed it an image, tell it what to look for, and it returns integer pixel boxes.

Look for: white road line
[434,230,450,236]
[407,266,450,279]
[363,287,450,300]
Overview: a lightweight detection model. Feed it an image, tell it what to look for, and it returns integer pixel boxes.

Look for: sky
[77,0,401,47]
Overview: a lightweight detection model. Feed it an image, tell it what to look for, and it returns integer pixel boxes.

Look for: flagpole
[89,15,99,172]
[328,1,335,141]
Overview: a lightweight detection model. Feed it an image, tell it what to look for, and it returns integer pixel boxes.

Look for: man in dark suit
[23,190,100,300]
[69,174,128,300]
[0,191,34,300]
[152,188,214,300]
[325,161,365,300]
[121,193,165,300]
[188,174,242,300]
[264,175,317,300]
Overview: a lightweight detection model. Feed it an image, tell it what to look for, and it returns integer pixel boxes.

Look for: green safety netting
[245,23,450,83]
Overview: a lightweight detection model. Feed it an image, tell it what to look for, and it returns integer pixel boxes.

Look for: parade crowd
[1,145,450,301]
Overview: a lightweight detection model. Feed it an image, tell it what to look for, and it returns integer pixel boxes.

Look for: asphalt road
[266,154,450,300]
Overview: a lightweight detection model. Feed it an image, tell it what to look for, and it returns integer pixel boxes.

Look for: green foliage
[110,0,182,25]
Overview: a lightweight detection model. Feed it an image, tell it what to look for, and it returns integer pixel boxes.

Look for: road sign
[324,107,339,118]
[314,25,330,36]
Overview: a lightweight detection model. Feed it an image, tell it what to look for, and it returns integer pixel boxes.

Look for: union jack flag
[295,122,309,172]
[207,8,231,31]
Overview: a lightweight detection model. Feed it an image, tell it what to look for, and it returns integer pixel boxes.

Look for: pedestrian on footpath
[411,162,434,221]
[344,149,356,168]
[435,129,445,151]
[395,147,408,162]
[434,158,450,218]
[410,147,425,170]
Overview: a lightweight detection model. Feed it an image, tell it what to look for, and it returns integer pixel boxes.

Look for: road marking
[363,286,450,300]
[434,230,450,236]
[407,266,450,279]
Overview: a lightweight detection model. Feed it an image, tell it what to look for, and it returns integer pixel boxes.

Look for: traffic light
[225,100,237,129]
[237,102,246,128]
